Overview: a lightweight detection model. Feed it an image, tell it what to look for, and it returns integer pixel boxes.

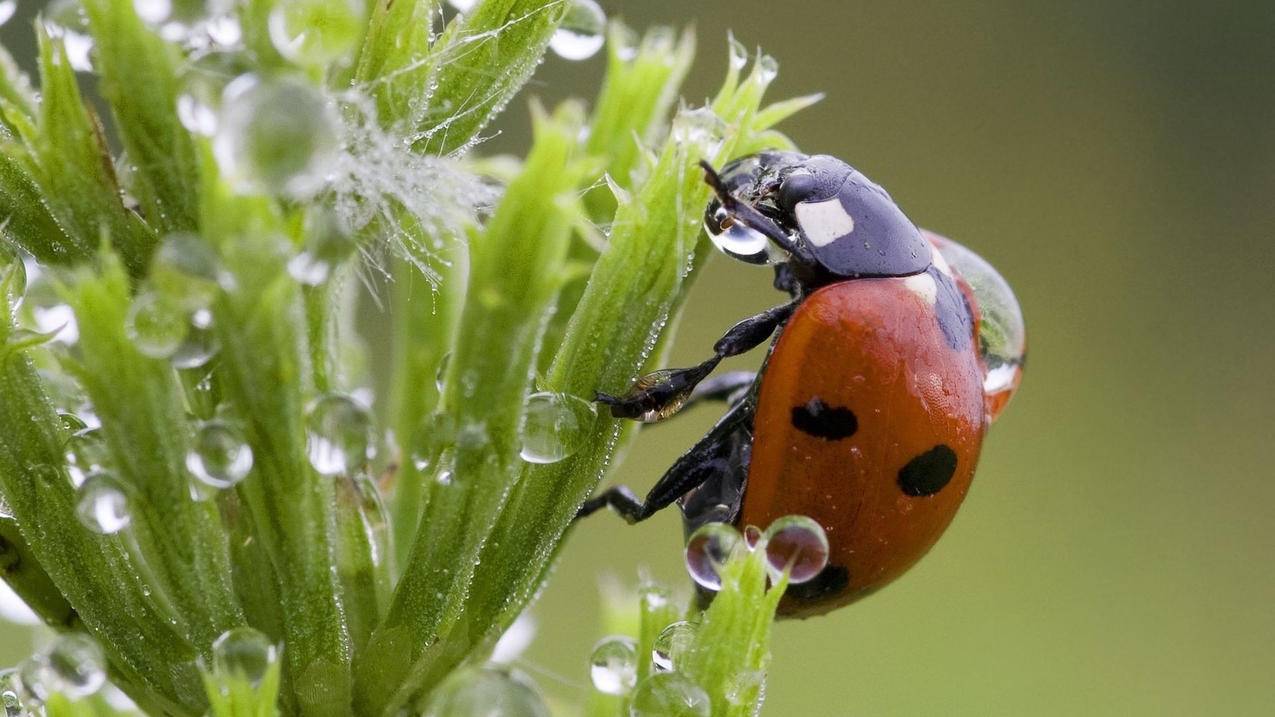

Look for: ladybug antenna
[699,160,804,258]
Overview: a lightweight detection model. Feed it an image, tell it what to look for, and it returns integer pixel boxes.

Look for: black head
[703,152,930,285]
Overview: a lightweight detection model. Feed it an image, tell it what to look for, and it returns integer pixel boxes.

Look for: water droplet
[639,583,671,613]
[1,254,24,314]
[742,524,763,549]
[23,634,106,701]
[213,75,340,197]
[549,0,606,61]
[287,209,356,286]
[171,310,220,369]
[628,672,711,717]
[725,669,765,708]
[306,393,370,476]
[65,427,106,487]
[704,204,786,266]
[671,108,725,156]
[519,391,596,464]
[75,472,131,534]
[126,291,189,359]
[651,621,696,673]
[756,54,779,84]
[268,0,365,67]
[727,33,748,70]
[186,421,253,490]
[421,666,549,717]
[0,669,26,715]
[589,635,638,695]
[435,352,451,393]
[445,0,476,12]
[684,522,743,591]
[762,515,829,584]
[21,270,78,345]
[410,413,455,473]
[43,0,95,72]
[928,232,1026,421]
[0,2,16,28]
[210,627,277,687]
[151,233,221,309]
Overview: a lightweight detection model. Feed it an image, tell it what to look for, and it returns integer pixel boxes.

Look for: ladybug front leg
[577,400,751,523]
[596,303,794,422]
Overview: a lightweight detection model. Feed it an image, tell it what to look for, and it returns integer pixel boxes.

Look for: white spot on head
[904,272,938,305]
[794,198,855,247]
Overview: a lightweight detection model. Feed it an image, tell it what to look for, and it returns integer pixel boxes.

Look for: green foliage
[0,1,814,714]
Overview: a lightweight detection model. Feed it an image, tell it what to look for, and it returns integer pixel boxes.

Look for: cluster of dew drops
[0,626,281,714]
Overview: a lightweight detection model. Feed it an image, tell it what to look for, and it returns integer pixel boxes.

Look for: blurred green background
[4,1,1275,714]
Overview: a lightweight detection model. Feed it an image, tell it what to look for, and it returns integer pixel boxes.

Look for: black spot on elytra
[898,444,958,497]
[791,398,858,440]
[785,564,851,602]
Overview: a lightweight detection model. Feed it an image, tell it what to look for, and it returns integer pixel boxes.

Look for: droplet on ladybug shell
[925,231,1026,422]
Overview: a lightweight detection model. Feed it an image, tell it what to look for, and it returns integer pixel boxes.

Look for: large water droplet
[126,291,189,359]
[268,0,364,67]
[306,393,370,476]
[927,231,1026,421]
[762,515,830,584]
[684,522,743,591]
[76,472,131,534]
[64,426,106,487]
[519,391,595,464]
[651,621,697,673]
[628,672,711,717]
[0,2,16,28]
[23,634,106,701]
[421,666,549,717]
[704,205,786,266]
[213,75,340,197]
[43,0,95,72]
[287,209,356,286]
[549,0,605,61]
[672,108,725,157]
[171,309,220,369]
[210,627,277,687]
[589,635,638,695]
[186,421,253,490]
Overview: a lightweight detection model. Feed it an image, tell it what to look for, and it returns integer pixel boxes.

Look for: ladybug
[578,152,1026,617]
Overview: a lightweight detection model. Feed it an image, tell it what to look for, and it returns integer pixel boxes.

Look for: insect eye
[778,173,818,212]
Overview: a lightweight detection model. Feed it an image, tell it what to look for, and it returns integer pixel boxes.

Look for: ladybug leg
[596,303,794,421]
[699,160,817,266]
[576,401,751,523]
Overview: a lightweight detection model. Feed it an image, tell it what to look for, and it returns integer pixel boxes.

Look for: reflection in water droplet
[187,421,253,490]
[519,392,596,464]
[306,393,371,476]
[549,0,606,61]
[742,524,763,550]
[76,473,131,534]
[628,672,711,717]
[213,75,339,197]
[126,291,189,359]
[704,205,787,266]
[684,522,743,591]
[651,621,697,673]
[210,627,277,687]
[926,232,1026,422]
[27,634,107,700]
[762,515,830,584]
[589,635,638,695]
[268,0,364,67]
[421,666,550,717]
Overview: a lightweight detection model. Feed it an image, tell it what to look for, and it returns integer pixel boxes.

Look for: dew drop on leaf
[186,421,253,490]
[762,515,830,584]
[421,666,549,717]
[628,672,711,717]
[549,0,606,61]
[210,627,278,687]
[287,209,356,286]
[75,472,131,535]
[171,309,220,370]
[268,0,365,67]
[684,522,743,591]
[126,291,189,359]
[519,391,596,464]
[43,0,95,72]
[651,621,697,673]
[306,393,371,476]
[0,668,26,716]
[26,634,106,701]
[589,635,638,695]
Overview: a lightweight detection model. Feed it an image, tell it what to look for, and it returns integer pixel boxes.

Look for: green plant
[0,1,816,714]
